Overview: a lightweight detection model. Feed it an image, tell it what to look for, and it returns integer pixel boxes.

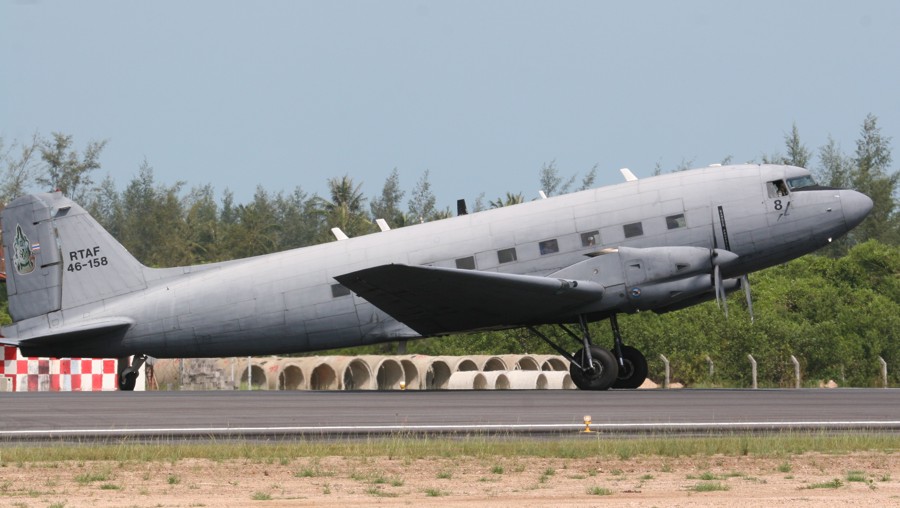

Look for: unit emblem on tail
[13,225,36,275]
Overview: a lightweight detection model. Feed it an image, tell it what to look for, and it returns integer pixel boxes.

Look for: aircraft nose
[841,189,874,230]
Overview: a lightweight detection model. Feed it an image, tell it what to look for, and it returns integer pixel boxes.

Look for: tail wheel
[118,372,137,391]
[569,346,618,390]
[612,345,648,389]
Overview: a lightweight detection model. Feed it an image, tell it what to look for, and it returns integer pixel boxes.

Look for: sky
[2,0,899,211]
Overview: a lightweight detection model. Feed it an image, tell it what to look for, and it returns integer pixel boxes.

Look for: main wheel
[611,345,648,389]
[569,346,618,390]
[118,372,137,391]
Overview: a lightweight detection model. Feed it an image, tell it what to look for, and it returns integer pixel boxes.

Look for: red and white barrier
[0,346,119,391]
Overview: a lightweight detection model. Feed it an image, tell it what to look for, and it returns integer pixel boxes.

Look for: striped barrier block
[0,346,119,391]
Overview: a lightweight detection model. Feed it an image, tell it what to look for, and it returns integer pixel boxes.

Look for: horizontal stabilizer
[335,264,604,336]
[2,318,134,349]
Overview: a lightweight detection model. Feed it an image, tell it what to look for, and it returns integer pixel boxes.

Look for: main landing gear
[527,314,648,391]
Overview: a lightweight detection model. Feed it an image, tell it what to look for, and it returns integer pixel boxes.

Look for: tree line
[0,114,897,386]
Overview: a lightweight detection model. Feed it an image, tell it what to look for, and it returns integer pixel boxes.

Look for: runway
[2,389,900,442]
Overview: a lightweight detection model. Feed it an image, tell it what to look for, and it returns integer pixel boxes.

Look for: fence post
[659,354,670,389]
[247,356,252,390]
[706,355,714,377]
[790,355,800,389]
[747,354,757,389]
[879,356,888,388]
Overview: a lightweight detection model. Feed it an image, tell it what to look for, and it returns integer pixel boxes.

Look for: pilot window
[666,213,686,230]
[623,222,643,238]
[497,247,517,264]
[331,284,351,298]
[766,180,789,198]
[539,239,559,255]
[455,256,476,269]
[787,175,816,189]
[581,231,600,247]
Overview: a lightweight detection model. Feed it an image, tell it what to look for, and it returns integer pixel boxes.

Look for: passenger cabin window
[455,256,476,270]
[331,284,351,298]
[497,247,517,264]
[767,180,789,198]
[539,239,559,255]
[623,222,644,238]
[666,213,686,230]
[581,231,600,247]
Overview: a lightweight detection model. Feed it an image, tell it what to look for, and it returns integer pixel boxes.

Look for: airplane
[0,164,873,391]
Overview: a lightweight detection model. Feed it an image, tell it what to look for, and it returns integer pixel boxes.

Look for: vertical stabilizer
[2,192,147,323]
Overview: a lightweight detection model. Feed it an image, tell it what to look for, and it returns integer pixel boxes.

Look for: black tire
[118,372,137,391]
[569,346,618,390]
[612,345,648,389]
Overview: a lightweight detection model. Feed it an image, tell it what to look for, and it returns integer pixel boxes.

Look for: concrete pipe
[504,371,548,390]
[515,355,541,371]
[238,361,270,390]
[542,371,575,390]
[361,356,405,390]
[535,355,569,372]
[480,356,508,372]
[277,360,307,390]
[327,356,374,390]
[448,371,488,390]
[399,357,420,390]
[300,357,339,390]
[425,357,453,390]
[453,357,479,372]
[481,371,510,390]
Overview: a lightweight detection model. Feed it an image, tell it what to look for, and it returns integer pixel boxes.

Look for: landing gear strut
[117,355,147,391]
[527,314,648,391]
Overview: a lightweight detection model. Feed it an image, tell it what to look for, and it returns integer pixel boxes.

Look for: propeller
[709,248,738,318]
[742,274,754,323]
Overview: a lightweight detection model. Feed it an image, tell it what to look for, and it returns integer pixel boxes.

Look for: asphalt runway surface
[2,389,899,442]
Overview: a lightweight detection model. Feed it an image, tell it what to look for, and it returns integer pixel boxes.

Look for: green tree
[37,132,107,201]
[370,168,406,228]
[0,133,40,204]
[851,114,898,246]
[408,170,438,223]
[489,192,525,208]
[317,175,374,240]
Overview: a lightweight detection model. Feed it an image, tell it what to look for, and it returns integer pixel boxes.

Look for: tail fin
[2,192,147,323]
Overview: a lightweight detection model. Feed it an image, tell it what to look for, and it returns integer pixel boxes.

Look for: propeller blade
[742,274,754,323]
[714,265,728,318]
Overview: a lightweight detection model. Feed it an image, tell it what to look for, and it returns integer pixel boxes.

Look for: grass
[690,481,729,492]
[777,462,792,473]
[167,474,181,485]
[0,432,897,464]
[366,486,399,498]
[846,470,867,482]
[99,483,121,490]
[586,486,612,495]
[251,491,272,500]
[436,470,452,479]
[74,470,111,484]
[424,487,447,497]
[807,479,843,489]
[491,465,504,474]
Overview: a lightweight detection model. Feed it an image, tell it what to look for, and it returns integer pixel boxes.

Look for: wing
[1,318,133,353]
[334,264,604,336]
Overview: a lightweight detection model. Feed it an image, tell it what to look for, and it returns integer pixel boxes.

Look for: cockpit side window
[766,180,789,198]
[787,175,817,190]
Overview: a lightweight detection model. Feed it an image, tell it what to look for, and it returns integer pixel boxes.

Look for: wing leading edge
[334,264,604,336]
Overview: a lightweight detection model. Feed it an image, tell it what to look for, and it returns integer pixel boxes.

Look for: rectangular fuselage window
[497,247,517,264]
[455,256,476,269]
[623,222,644,238]
[538,239,559,255]
[581,231,600,247]
[666,213,686,230]
[331,284,351,298]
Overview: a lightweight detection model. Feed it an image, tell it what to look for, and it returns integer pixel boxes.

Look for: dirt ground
[0,452,898,507]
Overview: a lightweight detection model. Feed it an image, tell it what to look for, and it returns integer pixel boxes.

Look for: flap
[335,264,604,336]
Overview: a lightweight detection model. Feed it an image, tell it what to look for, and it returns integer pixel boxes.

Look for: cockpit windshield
[787,175,817,190]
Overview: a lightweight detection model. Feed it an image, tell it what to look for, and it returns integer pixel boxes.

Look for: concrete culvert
[426,359,452,390]
[448,371,488,390]
[278,362,306,390]
[309,361,338,390]
[239,364,269,390]
[481,371,510,390]
[543,371,575,390]
[328,357,373,390]
[374,358,405,390]
[454,357,479,372]
[481,356,508,371]
[516,355,541,371]
[536,355,569,372]
[400,358,419,389]
[504,371,548,389]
